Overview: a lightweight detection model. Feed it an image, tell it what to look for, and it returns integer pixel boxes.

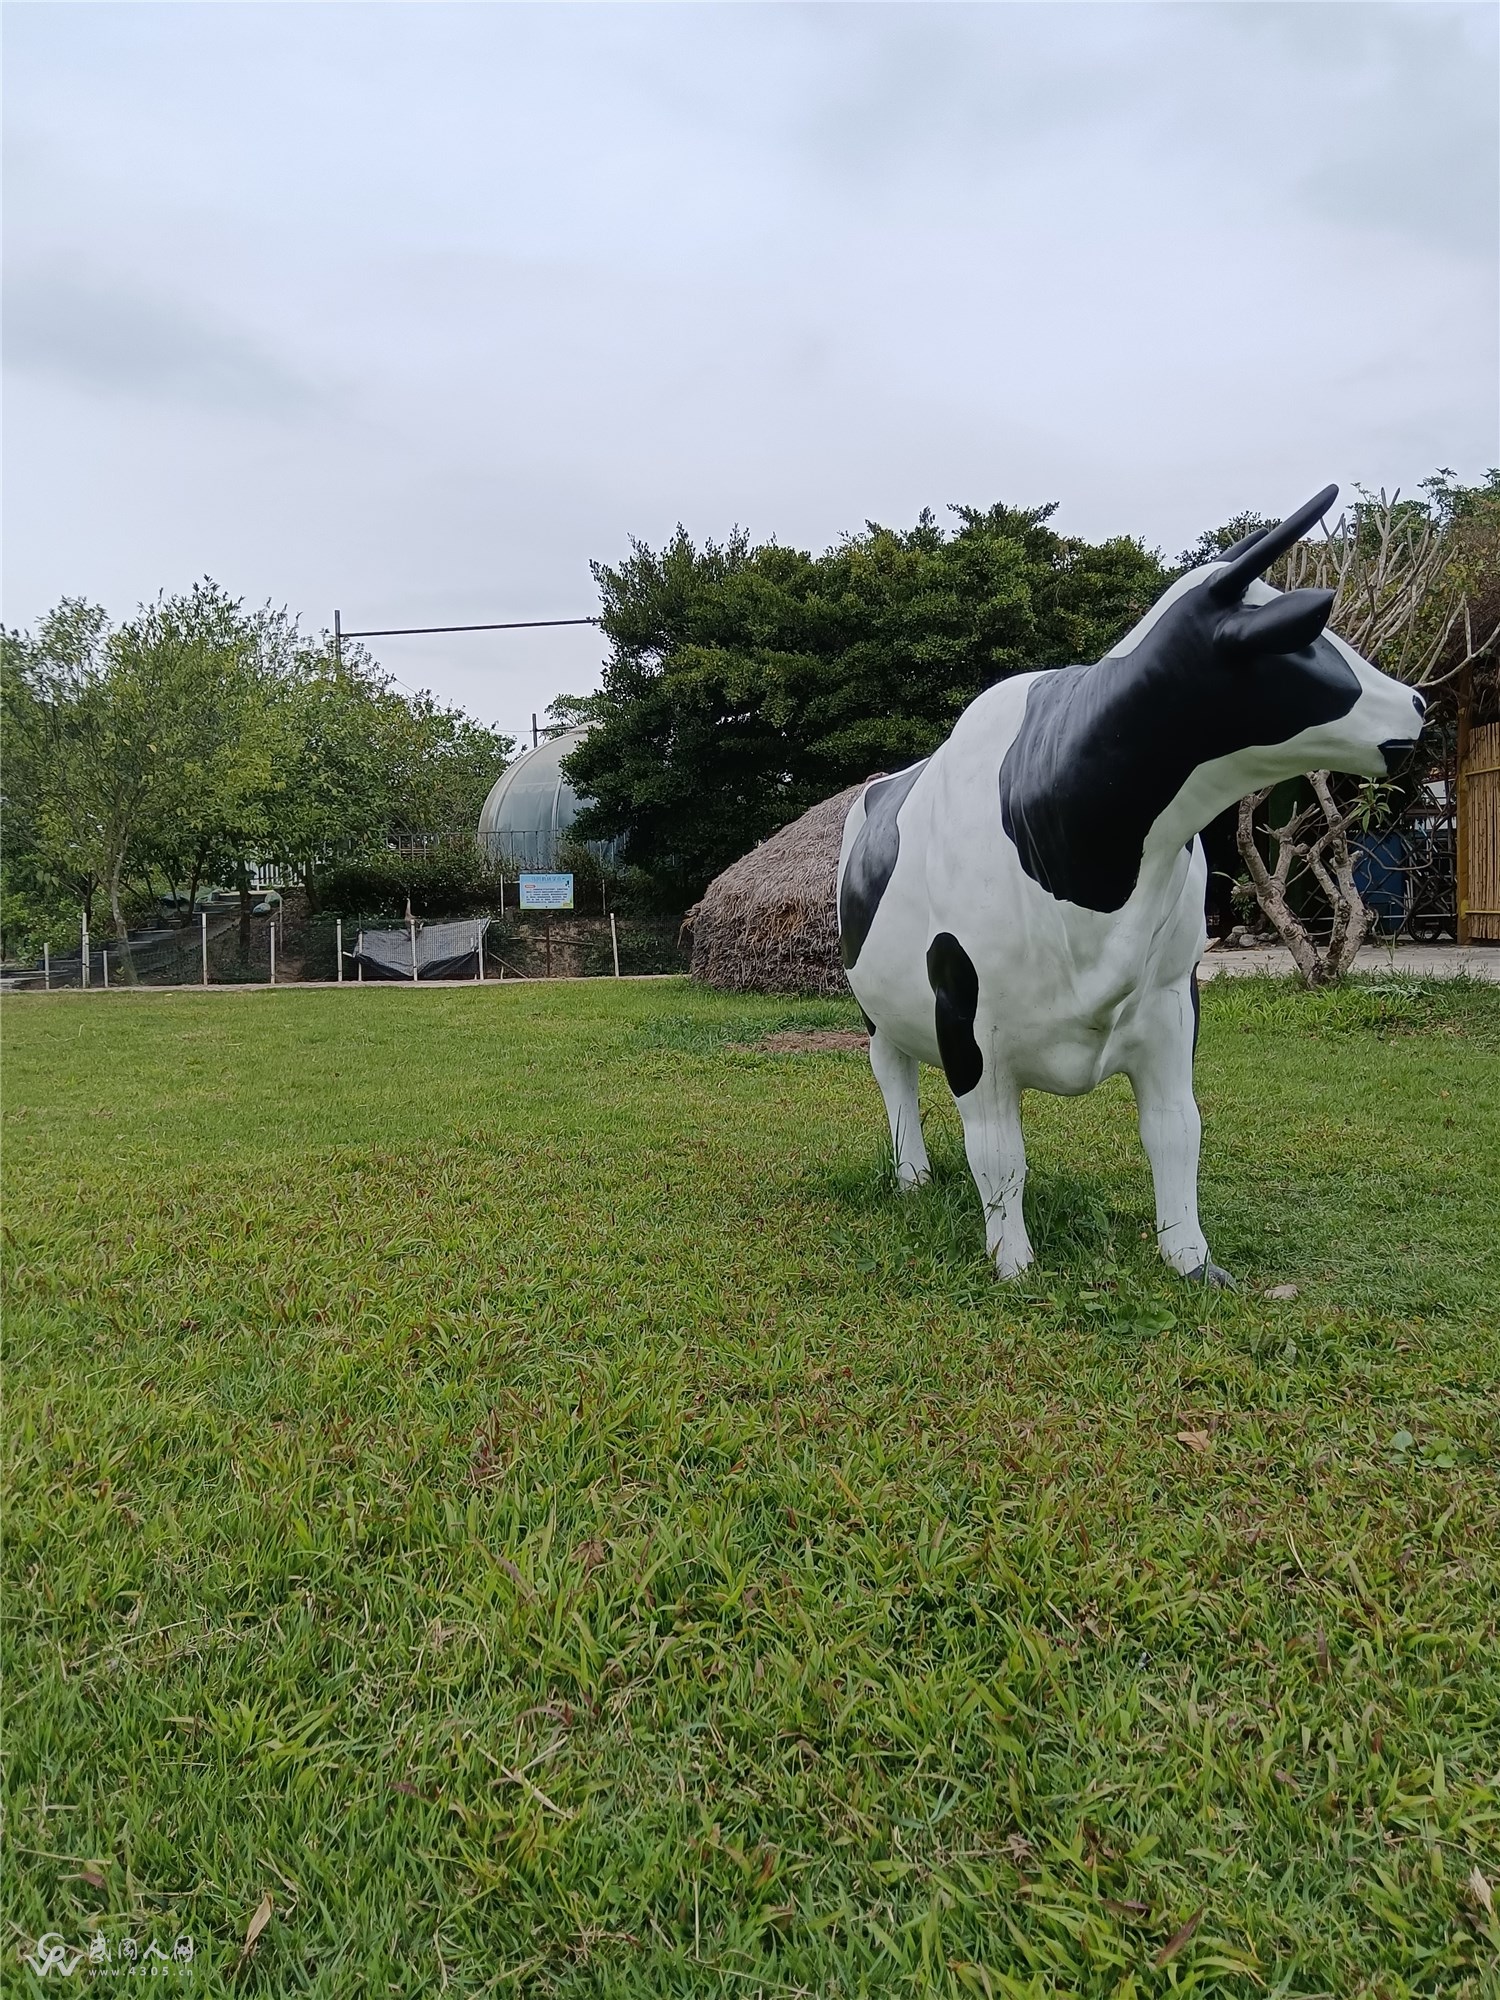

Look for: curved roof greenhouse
[477,725,606,870]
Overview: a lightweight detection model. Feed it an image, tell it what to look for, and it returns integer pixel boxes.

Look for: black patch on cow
[859,1007,876,1036]
[998,596,1363,913]
[1190,965,1201,1056]
[838,760,928,968]
[926,932,983,1097]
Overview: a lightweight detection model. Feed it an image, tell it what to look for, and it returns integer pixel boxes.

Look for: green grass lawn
[3,976,1498,1997]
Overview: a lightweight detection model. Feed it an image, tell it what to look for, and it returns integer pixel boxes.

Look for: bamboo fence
[1459,720,1500,944]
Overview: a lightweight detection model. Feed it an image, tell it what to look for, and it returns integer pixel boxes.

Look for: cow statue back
[836,485,1425,1284]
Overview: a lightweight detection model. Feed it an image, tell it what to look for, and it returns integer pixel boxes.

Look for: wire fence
[5,905,686,991]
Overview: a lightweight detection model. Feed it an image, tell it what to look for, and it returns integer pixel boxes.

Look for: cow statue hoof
[896,1166,931,1190]
[1185,1260,1237,1290]
[837,483,1426,1289]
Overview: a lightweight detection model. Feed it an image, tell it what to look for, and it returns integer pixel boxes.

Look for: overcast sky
[4,1,1496,742]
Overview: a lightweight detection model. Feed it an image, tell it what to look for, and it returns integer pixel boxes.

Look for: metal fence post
[610,911,620,978]
[103,949,110,989]
[336,917,344,984]
[43,942,51,991]
[81,911,91,990]
[269,918,277,986]
[201,910,209,986]
[410,915,418,983]
[476,920,485,981]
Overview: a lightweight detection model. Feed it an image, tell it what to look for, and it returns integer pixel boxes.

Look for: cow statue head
[1116,484,1426,817]
[997,485,1428,915]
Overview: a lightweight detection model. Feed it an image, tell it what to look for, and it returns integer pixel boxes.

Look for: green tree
[368,688,512,844]
[1173,510,1276,573]
[128,585,290,928]
[259,663,512,910]
[1,600,114,953]
[563,505,1168,901]
[0,592,238,943]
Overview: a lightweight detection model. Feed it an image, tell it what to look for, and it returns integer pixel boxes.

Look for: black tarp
[353,919,490,981]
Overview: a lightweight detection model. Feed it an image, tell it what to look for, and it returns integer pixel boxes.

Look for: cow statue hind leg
[1125,983,1235,1288]
[868,1031,930,1188]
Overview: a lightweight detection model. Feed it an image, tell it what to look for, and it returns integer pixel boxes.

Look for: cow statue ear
[1215,588,1335,662]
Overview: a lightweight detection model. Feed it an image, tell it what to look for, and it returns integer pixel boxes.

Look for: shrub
[316,848,503,918]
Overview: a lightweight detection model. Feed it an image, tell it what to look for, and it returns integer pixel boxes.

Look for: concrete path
[1198,943,1500,981]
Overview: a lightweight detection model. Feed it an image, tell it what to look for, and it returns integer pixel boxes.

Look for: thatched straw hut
[683,784,864,995]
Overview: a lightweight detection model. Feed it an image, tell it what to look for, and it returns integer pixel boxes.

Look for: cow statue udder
[836,485,1425,1285]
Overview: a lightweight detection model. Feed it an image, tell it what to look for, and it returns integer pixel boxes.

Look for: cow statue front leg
[868,1031,931,1188]
[923,932,1033,1277]
[955,1072,1033,1277]
[1126,992,1235,1288]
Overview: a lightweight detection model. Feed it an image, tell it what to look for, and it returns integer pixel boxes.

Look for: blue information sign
[518,872,575,911]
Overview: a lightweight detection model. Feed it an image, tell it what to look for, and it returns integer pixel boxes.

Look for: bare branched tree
[1235,490,1500,984]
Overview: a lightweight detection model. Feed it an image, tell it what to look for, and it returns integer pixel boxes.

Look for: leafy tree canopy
[562,504,1168,901]
[1,582,513,954]
[1174,512,1276,573]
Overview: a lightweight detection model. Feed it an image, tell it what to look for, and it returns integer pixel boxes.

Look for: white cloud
[3,2,1495,739]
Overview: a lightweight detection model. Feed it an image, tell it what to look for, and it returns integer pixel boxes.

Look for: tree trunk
[184,844,209,930]
[1236,773,1372,985]
[1305,773,1371,980]
[237,859,253,963]
[1236,794,1323,982]
[108,849,127,938]
[301,859,319,917]
[106,848,139,983]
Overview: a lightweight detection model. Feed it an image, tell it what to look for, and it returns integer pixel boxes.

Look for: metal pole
[545,914,551,978]
[410,915,418,983]
[336,917,344,983]
[43,942,51,991]
[269,918,276,986]
[201,910,209,986]
[358,931,364,982]
[532,712,539,750]
[334,607,342,669]
[476,920,484,981]
[610,911,620,978]
[81,911,90,990]
[103,949,109,989]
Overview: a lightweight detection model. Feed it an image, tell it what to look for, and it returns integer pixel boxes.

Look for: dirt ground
[752,1029,871,1052]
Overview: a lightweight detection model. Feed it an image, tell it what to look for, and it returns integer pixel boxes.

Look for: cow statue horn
[1207,483,1339,604]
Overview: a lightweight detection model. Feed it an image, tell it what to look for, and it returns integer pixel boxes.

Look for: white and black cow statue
[836,485,1425,1286]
